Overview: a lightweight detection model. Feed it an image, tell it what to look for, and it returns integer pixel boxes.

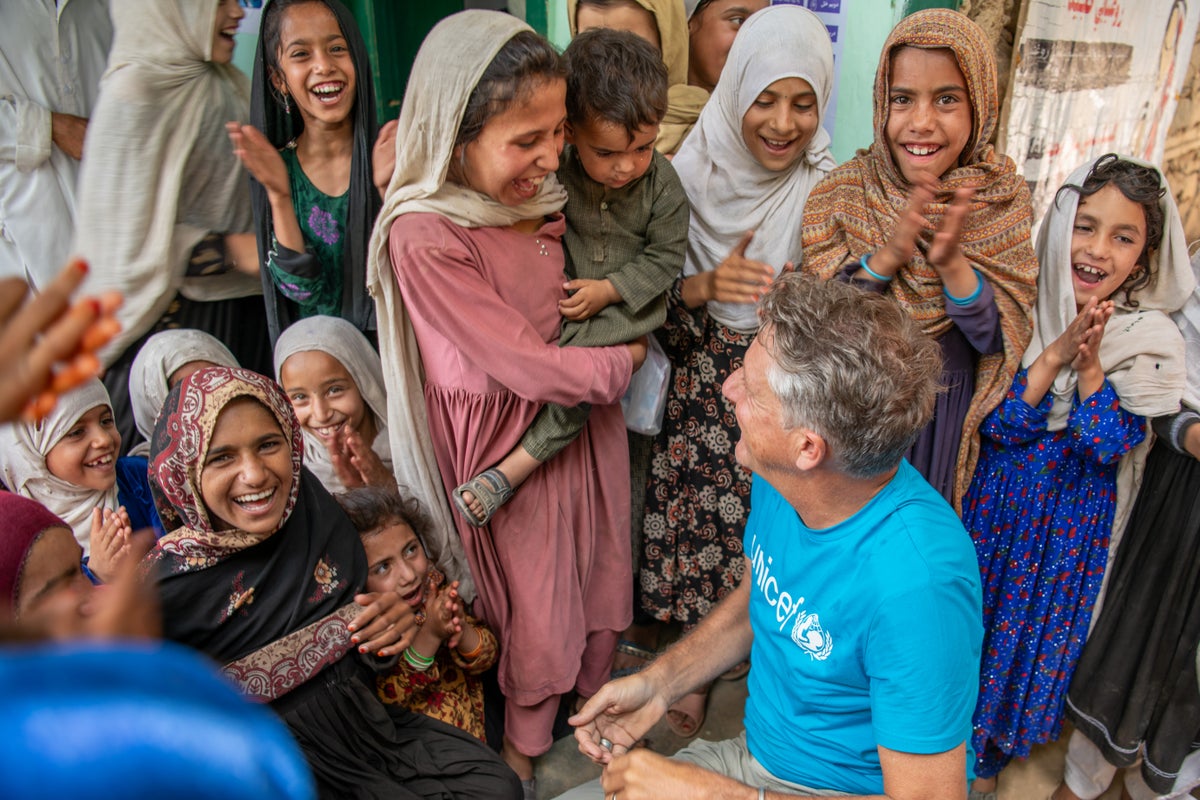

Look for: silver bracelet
[758,788,766,800]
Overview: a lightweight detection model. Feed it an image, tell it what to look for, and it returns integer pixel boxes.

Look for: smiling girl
[802,9,1039,508]
[229,0,385,342]
[0,380,158,582]
[964,155,1193,796]
[367,12,647,790]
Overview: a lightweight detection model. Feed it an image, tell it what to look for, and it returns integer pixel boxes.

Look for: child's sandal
[452,468,514,527]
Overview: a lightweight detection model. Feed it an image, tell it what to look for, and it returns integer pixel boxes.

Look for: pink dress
[389,212,633,737]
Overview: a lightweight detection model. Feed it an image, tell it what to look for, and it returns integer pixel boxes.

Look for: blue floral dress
[963,367,1145,778]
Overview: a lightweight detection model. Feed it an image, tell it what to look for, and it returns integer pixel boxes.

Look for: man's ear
[792,427,828,473]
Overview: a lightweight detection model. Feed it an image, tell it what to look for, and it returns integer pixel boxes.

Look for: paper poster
[1002,0,1199,223]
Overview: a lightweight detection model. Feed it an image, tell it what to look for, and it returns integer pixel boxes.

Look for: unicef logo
[791,610,833,661]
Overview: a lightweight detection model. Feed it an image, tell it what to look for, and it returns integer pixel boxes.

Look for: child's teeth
[235,489,273,503]
[907,145,938,155]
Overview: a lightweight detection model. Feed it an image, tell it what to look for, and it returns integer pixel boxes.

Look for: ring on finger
[599,737,613,751]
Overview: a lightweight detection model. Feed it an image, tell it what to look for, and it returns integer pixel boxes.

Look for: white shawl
[273,316,394,496]
[128,328,240,457]
[0,380,120,554]
[74,0,260,367]
[673,4,836,333]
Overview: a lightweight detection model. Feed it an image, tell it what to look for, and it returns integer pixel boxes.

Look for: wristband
[457,627,485,661]
[860,254,892,283]
[403,647,435,671]
[945,268,984,305]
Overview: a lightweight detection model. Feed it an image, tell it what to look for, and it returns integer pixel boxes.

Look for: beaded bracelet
[860,254,892,283]
[403,646,435,671]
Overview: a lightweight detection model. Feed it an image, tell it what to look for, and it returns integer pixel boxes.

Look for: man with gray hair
[561,274,983,799]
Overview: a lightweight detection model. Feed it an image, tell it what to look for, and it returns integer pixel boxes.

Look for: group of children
[1,1,1197,799]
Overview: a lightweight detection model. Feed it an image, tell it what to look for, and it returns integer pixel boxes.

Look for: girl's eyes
[289,393,308,404]
[935,94,961,106]
[327,384,345,396]
[890,95,910,106]
[287,49,309,60]
[259,438,283,454]
[729,14,747,27]
[403,542,422,559]
[65,426,85,439]
[1073,224,1093,234]
[370,560,391,576]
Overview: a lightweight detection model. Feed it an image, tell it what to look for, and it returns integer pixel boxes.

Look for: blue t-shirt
[743,462,982,795]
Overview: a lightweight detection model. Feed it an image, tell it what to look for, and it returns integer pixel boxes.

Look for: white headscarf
[365,10,572,605]
[128,329,240,457]
[1024,155,1194,431]
[673,3,836,333]
[273,316,392,495]
[74,0,260,367]
[0,380,120,554]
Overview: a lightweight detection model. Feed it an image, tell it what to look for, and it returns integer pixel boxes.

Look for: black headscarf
[249,0,380,343]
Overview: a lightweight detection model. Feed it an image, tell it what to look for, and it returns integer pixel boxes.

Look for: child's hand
[559,278,621,322]
[710,231,775,304]
[927,188,979,299]
[88,506,134,584]
[328,427,395,490]
[1046,297,1101,372]
[1071,300,1112,399]
[423,581,463,644]
[226,122,290,200]
[868,184,934,280]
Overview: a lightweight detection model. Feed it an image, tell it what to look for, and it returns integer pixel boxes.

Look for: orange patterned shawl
[801,9,1038,509]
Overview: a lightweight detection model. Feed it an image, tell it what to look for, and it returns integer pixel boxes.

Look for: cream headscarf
[566,0,708,154]
[273,315,393,495]
[128,329,240,458]
[365,10,570,604]
[74,0,260,367]
[0,380,120,555]
[1027,155,1193,556]
[1025,156,1193,430]
[1174,250,1200,413]
[673,3,835,333]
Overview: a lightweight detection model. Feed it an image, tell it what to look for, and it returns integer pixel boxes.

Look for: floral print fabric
[964,367,1146,777]
[641,281,753,627]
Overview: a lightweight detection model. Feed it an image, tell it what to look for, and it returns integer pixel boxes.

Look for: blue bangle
[945,269,984,305]
[859,254,892,283]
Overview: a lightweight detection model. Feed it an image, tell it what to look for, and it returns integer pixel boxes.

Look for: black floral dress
[640,281,754,628]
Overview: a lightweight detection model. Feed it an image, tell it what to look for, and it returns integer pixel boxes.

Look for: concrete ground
[534,674,1134,799]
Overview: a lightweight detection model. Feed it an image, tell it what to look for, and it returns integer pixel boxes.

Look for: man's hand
[600,749,745,800]
[570,671,669,765]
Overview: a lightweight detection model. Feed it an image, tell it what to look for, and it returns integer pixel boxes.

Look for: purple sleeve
[945,277,1002,355]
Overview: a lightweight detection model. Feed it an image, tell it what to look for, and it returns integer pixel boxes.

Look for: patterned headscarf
[801,9,1039,508]
[149,367,303,568]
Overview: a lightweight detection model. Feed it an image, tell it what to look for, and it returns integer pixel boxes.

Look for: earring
[282,93,291,114]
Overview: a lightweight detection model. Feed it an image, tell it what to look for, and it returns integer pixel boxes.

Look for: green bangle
[860,254,892,283]
[403,647,435,671]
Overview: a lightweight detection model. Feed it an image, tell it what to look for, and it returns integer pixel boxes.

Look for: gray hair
[757,274,942,478]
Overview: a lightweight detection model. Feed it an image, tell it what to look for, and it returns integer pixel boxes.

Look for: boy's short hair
[564,27,669,135]
[335,485,432,552]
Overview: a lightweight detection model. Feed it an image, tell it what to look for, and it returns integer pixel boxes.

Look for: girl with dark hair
[366,12,646,793]
[145,366,520,799]
[963,155,1195,798]
[229,0,388,342]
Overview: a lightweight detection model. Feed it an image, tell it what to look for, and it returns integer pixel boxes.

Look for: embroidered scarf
[146,367,365,697]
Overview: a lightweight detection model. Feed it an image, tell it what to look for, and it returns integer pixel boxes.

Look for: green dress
[265,146,349,320]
